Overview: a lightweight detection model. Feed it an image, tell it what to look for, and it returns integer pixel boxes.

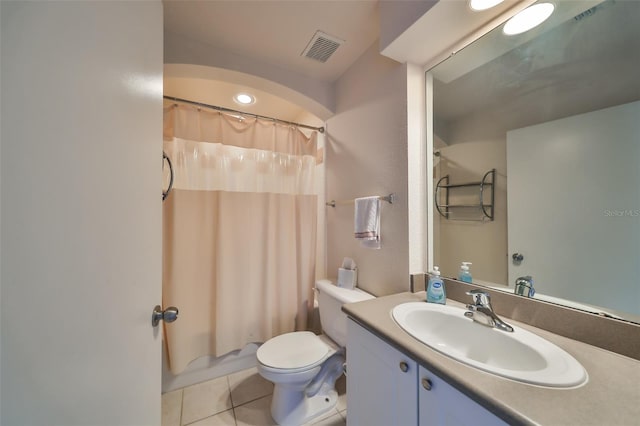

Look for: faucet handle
[515,276,535,298]
[516,275,533,284]
[466,289,491,307]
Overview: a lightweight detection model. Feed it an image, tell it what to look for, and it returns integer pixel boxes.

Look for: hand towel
[354,196,381,249]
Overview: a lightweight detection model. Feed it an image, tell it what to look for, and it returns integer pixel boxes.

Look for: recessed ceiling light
[469,0,505,12]
[503,3,555,36]
[234,93,255,105]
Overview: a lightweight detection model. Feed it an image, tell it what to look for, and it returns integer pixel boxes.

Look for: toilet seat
[257,331,331,373]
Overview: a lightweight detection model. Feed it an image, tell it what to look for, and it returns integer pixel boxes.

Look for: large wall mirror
[427,0,640,323]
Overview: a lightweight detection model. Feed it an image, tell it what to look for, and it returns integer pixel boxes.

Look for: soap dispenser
[426,266,446,304]
[458,262,473,283]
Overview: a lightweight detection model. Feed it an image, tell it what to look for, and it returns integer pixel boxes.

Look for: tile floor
[162,367,347,426]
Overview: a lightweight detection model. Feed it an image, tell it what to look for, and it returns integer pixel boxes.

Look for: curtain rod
[163,96,325,134]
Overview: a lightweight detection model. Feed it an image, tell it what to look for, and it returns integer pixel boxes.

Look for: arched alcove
[162,62,329,308]
[164,64,331,123]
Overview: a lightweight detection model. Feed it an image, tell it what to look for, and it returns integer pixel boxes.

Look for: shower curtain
[163,103,318,374]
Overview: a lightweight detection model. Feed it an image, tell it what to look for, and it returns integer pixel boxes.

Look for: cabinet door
[418,365,507,426]
[347,319,418,426]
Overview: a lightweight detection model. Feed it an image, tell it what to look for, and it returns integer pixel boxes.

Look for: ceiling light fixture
[469,0,505,12]
[503,3,555,35]
[234,93,255,105]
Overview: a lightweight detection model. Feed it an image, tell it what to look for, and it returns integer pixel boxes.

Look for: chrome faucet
[514,276,535,298]
[464,290,514,333]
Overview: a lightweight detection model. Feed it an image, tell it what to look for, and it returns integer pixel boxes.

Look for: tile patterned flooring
[162,367,347,426]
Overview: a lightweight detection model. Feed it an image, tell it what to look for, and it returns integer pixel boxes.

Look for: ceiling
[163,76,317,124]
[163,0,380,83]
[433,0,640,140]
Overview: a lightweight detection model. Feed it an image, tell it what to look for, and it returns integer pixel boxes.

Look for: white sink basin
[392,302,587,388]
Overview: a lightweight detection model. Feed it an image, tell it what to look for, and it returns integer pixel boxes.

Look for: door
[1,2,163,425]
[347,319,418,426]
[506,102,640,313]
[418,365,506,426]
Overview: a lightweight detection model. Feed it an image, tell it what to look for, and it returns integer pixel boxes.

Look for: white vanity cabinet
[418,365,507,426]
[347,318,418,426]
[347,319,506,426]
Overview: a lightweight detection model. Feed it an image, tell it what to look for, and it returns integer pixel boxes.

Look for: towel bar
[326,193,396,208]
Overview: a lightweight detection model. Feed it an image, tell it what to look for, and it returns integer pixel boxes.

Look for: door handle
[152,305,179,327]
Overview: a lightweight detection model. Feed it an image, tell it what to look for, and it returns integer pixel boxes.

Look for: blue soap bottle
[426,266,446,304]
[458,262,473,283]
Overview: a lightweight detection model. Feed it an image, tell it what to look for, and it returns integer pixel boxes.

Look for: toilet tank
[316,279,374,347]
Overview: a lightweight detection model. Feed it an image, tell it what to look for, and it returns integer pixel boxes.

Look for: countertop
[343,291,640,425]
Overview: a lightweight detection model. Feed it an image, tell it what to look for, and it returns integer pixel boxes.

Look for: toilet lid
[257,331,329,370]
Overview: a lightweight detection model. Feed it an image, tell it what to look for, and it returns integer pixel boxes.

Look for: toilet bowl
[257,279,374,426]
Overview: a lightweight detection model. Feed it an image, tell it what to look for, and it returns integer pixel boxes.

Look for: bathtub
[162,293,321,392]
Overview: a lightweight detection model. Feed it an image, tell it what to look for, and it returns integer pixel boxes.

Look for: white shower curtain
[163,103,318,374]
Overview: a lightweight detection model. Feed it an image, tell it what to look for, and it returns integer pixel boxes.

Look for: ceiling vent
[301,31,344,63]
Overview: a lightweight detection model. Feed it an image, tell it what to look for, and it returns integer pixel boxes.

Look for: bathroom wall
[406,64,427,277]
[378,0,438,52]
[325,41,410,297]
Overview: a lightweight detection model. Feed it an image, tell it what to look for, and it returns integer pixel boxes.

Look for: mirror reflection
[428,0,640,323]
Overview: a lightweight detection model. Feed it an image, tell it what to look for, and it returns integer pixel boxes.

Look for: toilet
[257,279,374,425]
